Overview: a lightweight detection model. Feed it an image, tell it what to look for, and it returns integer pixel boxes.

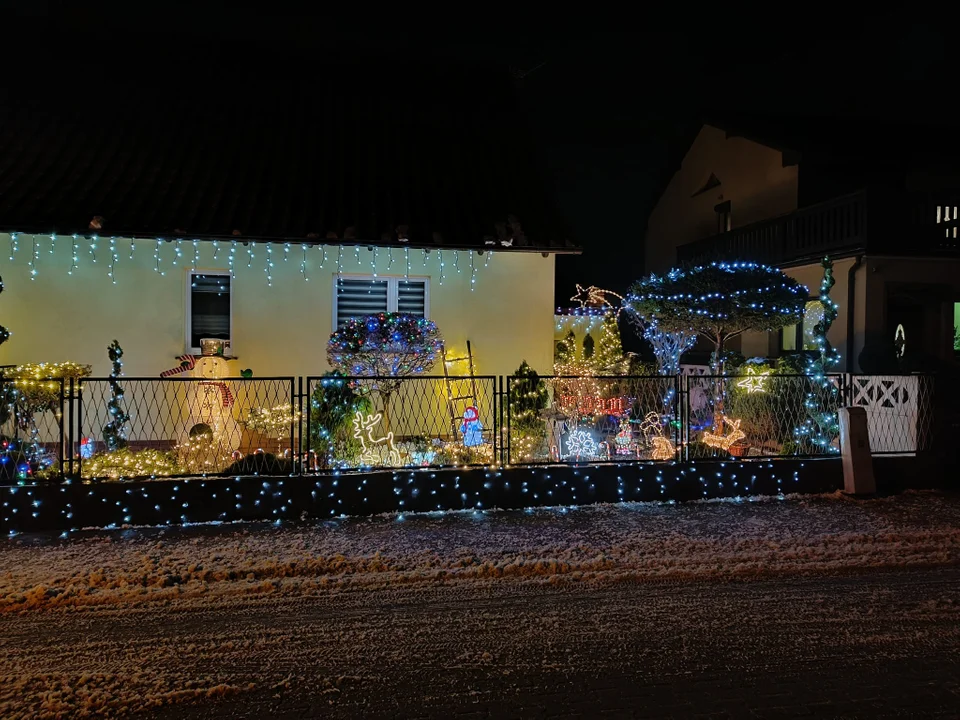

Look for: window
[333,275,429,328]
[781,299,824,352]
[187,271,231,353]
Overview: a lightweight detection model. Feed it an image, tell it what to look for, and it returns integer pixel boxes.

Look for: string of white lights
[28,235,39,279]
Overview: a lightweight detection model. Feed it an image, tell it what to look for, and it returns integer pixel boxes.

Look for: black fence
[0,372,938,483]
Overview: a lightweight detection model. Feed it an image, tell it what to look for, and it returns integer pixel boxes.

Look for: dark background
[1,6,952,307]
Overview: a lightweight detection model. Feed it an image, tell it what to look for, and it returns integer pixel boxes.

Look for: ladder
[442,340,479,440]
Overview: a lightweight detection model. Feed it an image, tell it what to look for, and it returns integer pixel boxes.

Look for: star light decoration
[570,284,624,314]
[736,367,771,394]
[702,416,746,451]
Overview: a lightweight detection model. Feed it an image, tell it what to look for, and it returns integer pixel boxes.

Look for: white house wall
[0,234,556,379]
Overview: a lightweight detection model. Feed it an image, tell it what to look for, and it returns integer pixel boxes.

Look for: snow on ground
[2,491,960,719]
[2,490,959,613]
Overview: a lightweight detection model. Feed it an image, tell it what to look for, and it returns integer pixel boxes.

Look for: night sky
[2,8,950,308]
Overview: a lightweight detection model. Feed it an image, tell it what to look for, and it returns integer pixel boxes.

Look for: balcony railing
[677,189,960,266]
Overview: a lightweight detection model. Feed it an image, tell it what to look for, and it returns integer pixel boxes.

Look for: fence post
[67,378,74,478]
[76,377,83,478]
[290,377,297,474]
[681,374,689,462]
[58,379,65,481]
[304,377,312,474]
[673,374,681,461]
[492,376,498,467]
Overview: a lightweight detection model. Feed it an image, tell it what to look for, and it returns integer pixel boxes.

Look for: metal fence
[304,375,498,471]
[0,372,939,482]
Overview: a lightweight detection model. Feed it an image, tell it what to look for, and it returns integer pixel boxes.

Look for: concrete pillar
[839,406,876,495]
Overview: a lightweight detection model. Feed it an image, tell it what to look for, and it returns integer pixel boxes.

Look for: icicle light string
[129,238,135,260]
[283,242,290,262]
[192,239,200,270]
[247,241,255,268]
[172,239,182,266]
[318,244,327,269]
[371,247,378,278]
[388,247,394,269]
[453,250,460,273]
[228,241,237,277]
[438,249,444,285]
[354,245,361,266]
[265,243,274,286]
[28,235,39,279]
[9,231,18,261]
[153,238,164,275]
[484,250,491,268]
[49,233,56,255]
[404,247,410,278]
[300,244,309,281]
[470,251,476,291]
[336,245,343,276]
[212,239,220,260]
[69,235,78,275]
[89,235,97,263]
[421,248,427,268]
[108,237,118,284]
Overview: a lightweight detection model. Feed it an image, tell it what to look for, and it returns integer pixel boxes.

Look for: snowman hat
[463,405,479,421]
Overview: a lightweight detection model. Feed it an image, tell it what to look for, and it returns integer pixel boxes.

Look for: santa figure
[460,406,484,447]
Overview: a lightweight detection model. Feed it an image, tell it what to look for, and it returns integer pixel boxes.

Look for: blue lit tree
[793,257,841,454]
[627,262,808,428]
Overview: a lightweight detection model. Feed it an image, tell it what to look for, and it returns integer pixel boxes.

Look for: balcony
[676,189,960,267]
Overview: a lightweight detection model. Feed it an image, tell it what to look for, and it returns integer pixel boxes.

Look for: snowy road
[3,491,960,718]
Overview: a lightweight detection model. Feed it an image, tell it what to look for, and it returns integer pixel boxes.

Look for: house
[0,65,575,382]
[645,120,960,373]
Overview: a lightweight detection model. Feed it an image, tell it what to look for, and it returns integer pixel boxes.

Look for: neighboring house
[0,69,575,381]
[646,120,960,372]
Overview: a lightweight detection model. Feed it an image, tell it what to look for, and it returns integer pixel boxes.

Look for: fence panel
[304,375,497,470]
[507,375,680,465]
[75,377,296,479]
[847,374,934,454]
[683,374,844,459]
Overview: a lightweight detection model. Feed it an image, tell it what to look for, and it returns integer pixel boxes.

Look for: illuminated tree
[627,262,807,428]
[102,340,129,451]
[794,257,841,454]
[327,313,443,430]
[591,312,628,375]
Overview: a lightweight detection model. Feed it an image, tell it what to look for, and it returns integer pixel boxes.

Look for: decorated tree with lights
[793,257,842,454]
[582,333,595,360]
[627,262,808,429]
[327,313,443,430]
[509,361,548,461]
[103,339,130,451]
[591,312,628,375]
[555,330,576,364]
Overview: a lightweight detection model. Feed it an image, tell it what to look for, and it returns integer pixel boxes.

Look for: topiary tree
[555,330,577,364]
[794,257,842,454]
[627,262,808,428]
[327,313,443,431]
[582,333,595,360]
[103,340,129,451]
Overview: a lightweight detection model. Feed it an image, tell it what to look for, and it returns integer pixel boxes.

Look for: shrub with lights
[103,340,129,452]
[309,372,372,468]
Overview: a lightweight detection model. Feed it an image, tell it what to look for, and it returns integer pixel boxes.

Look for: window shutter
[336,278,389,327]
[397,280,426,317]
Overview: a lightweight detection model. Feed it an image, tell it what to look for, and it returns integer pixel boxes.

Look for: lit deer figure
[352,411,402,466]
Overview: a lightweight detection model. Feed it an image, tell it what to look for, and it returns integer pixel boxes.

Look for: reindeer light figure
[352,411,402,466]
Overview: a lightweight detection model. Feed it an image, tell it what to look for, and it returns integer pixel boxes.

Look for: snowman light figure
[187,354,240,457]
[460,406,484,447]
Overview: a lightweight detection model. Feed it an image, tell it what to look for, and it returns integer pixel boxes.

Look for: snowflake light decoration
[564,429,597,459]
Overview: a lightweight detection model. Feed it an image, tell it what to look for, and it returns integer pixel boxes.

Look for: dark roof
[0,59,575,253]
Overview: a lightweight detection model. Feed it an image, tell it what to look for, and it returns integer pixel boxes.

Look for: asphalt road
[5,566,959,718]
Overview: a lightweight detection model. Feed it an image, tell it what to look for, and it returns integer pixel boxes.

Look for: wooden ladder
[442,340,479,440]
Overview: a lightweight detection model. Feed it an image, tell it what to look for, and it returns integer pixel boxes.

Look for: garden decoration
[460,406,484,447]
[736,367,771,394]
[103,340,130,451]
[352,411,401,466]
[702,416,746,452]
